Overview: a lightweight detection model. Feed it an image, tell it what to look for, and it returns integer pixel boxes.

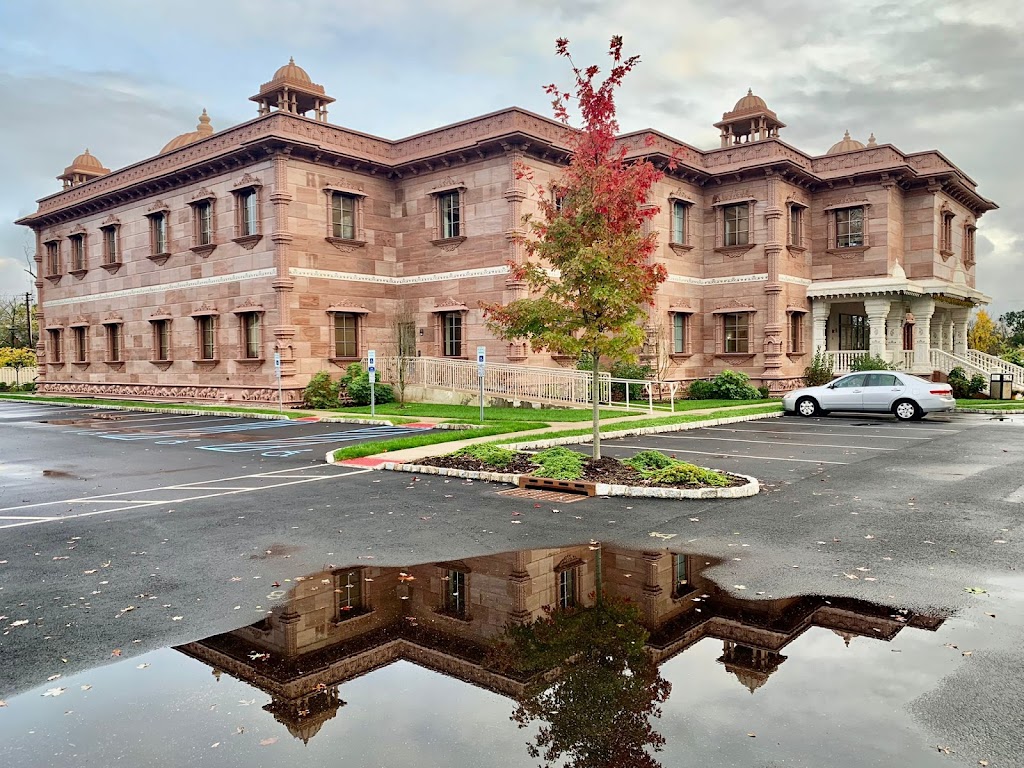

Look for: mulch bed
[412,452,746,490]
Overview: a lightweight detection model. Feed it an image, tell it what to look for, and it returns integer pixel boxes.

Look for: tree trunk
[591,351,601,460]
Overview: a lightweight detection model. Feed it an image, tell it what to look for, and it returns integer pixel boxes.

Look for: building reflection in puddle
[177,544,944,763]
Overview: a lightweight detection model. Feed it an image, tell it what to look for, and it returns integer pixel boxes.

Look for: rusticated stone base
[36,380,304,405]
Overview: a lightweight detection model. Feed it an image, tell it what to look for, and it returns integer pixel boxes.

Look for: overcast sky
[1,0,1019,316]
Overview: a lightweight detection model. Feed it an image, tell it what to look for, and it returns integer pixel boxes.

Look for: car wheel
[796,397,820,417]
[893,399,922,421]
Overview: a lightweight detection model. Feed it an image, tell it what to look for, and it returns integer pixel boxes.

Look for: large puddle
[0,543,991,766]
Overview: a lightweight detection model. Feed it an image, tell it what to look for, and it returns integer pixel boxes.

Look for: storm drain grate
[496,488,589,503]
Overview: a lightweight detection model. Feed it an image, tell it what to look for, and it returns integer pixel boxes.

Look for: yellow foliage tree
[967,310,1005,355]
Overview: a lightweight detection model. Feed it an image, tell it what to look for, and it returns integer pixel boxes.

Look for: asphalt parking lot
[596,411,1001,486]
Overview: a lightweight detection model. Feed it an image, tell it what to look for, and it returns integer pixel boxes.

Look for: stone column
[885,306,903,356]
[640,552,664,628]
[762,171,784,381]
[912,297,936,370]
[507,549,532,624]
[269,148,297,384]
[863,297,892,361]
[811,300,829,354]
[951,308,970,357]
[944,314,955,352]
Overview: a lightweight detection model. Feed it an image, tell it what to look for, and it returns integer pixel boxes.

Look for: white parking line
[610,444,850,465]
[703,427,933,441]
[649,435,896,451]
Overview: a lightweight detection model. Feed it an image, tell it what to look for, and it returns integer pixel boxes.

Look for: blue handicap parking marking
[195,425,425,456]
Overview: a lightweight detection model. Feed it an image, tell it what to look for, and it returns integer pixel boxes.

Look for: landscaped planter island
[381,446,759,499]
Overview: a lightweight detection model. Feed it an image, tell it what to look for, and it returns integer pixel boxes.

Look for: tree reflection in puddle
[177,543,945,762]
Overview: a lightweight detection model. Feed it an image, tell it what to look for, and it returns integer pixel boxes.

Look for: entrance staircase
[826,349,1022,392]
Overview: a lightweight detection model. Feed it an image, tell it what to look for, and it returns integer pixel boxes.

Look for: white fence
[0,366,38,386]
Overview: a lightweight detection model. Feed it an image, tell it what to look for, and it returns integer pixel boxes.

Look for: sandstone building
[16,60,997,403]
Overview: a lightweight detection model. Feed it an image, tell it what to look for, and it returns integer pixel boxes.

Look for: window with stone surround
[101,225,120,265]
[838,313,868,351]
[723,203,750,247]
[194,200,215,247]
[441,568,468,619]
[196,315,217,361]
[442,312,463,358]
[238,312,262,360]
[436,189,463,240]
[558,565,579,610]
[671,312,691,355]
[722,312,750,354]
[104,323,123,362]
[331,312,359,360]
[232,186,260,242]
[788,203,806,248]
[152,319,172,362]
[940,208,955,255]
[672,554,691,598]
[335,568,364,619]
[149,212,169,256]
[47,328,63,363]
[670,199,691,246]
[788,311,805,354]
[963,223,976,265]
[68,234,86,272]
[72,326,88,363]
[835,206,864,248]
[331,192,357,240]
[44,241,61,276]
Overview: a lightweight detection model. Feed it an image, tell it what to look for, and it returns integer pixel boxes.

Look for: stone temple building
[16,60,998,404]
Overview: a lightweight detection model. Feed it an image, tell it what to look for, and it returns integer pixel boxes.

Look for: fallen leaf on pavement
[42,687,66,697]
[259,737,279,746]
[110,649,122,657]
[136,663,150,669]
[964,587,987,594]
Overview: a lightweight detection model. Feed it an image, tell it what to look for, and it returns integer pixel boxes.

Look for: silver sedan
[782,370,955,421]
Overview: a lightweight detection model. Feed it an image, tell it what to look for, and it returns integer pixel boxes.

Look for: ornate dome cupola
[249,57,334,122]
[160,109,215,154]
[713,89,785,147]
[57,149,110,190]
[826,130,866,154]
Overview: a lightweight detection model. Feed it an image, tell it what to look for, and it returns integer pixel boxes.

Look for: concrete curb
[0,397,399,425]
[498,410,783,450]
[380,461,759,499]
[958,408,1024,415]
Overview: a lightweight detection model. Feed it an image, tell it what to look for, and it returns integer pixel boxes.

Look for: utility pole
[24,291,33,348]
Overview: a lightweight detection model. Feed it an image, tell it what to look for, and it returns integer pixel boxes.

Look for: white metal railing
[0,366,38,386]
[930,349,988,379]
[965,349,1024,382]
[823,350,867,373]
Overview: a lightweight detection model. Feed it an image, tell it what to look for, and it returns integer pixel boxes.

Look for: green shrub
[1002,347,1024,367]
[610,360,653,401]
[624,450,674,474]
[708,370,761,400]
[451,443,518,469]
[849,354,894,372]
[18,382,35,393]
[645,462,731,487]
[341,362,394,406]
[686,380,716,400]
[302,371,340,408]
[0,382,9,392]
[532,446,586,480]
[757,385,771,399]
[803,347,834,387]
[947,366,987,398]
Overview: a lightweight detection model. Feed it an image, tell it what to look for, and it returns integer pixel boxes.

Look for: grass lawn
[331,403,644,422]
[957,399,1024,410]
[331,421,549,461]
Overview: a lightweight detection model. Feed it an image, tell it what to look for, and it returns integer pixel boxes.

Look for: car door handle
[890,388,901,391]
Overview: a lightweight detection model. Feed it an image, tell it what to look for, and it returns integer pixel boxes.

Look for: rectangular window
[558,567,578,610]
[195,201,213,246]
[439,190,461,239]
[940,212,954,253]
[723,203,749,246]
[240,190,258,236]
[672,554,690,597]
[331,192,357,240]
[789,313,804,353]
[69,235,86,271]
[442,312,463,357]
[240,313,261,359]
[197,316,216,360]
[45,242,60,275]
[333,313,358,358]
[963,225,976,264]
[443,569,467,618]
[48,329,62,363]
[838,314,868,351]
[835,206,864,248]
[72,326,88,363]
[153,319,171,361]
[336,569,363,616]
[102,226,118,264]
[723,313,750,354]
[672,313,687,354]
[789,206,803,246]
[105,324,122,362]
[151,213,168,254]
[671,200,687,244]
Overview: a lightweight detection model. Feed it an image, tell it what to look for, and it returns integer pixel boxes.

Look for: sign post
[476,345,486,423]
[274,352,282,414]
[367,349,376,418]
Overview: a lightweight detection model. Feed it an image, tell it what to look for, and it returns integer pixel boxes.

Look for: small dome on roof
[272,56,312,85]
[732,88,768,113]
[827,130,866,154]
[71,149,104,170]
[160,110,215,154]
